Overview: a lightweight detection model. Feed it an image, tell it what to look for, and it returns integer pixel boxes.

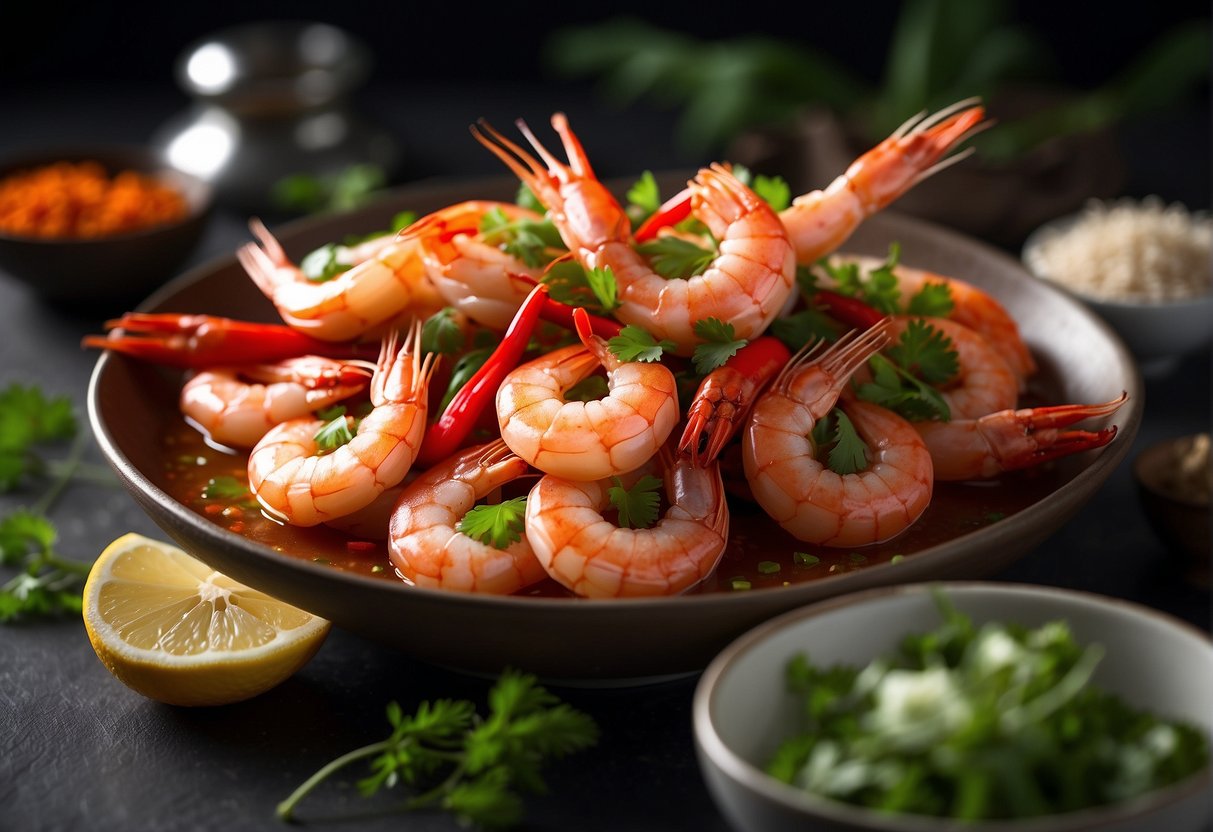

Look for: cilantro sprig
[458,497,528,550]
[608,474,663,529]
[819,242,903,314]
[421,308,467,356]
[856,319,958,422]
[810,409,870,475]
[635,236,716,280]
[479,207,567,268]
[0,510,90,621]
[314,415,356,452]
[691,318,748,375]
[541,261,621,314]
[607,326,675,364]
[276,669,598,827]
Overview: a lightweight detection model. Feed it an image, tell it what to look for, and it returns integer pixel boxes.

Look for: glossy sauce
[161,416,1065,599]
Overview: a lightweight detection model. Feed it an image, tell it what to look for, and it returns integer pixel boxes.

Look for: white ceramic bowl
[1022,210,1213,374]
[694,582,1213,832]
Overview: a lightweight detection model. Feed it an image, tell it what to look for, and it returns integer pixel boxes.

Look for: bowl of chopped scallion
[693,582,1212,832]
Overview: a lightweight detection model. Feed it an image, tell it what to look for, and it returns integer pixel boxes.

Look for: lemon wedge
[83,533,330,707]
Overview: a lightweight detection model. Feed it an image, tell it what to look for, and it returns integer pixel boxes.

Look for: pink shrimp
[246,326,436,527]
[496,308,680,481]
[237,218,444,342]
[472,114,795,353]
[828,254,1036,384]
[743,325,934,547]
[914,395,1127,481]
[402,200,550,330]
[180,357,371,449]
[524,444,729,598]
[388,440,546,594]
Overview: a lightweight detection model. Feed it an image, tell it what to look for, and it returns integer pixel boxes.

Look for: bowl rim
[0,144,214,246]
[87,188,1144,617]
[693,581,1213,832]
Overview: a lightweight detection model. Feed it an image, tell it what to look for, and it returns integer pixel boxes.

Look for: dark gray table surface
[2,82,1209,832]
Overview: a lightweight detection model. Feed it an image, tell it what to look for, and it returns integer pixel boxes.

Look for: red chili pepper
[814,290,886,330]
[633,188,692,243]
[415,283,548,467]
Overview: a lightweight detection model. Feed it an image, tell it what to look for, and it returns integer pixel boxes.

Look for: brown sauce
[160,416,1065,599]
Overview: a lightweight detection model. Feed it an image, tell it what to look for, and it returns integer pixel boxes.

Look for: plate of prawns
[86,100,1141,680]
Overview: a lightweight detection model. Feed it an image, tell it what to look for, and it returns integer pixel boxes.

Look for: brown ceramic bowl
[87,176,1142,681]
[1133,434,1212,587]
[0,146,212,306]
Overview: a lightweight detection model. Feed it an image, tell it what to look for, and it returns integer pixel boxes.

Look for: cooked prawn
[781,99,987,265]
[247,326,436,527]
[403,200,548,330]
[743,325,934,547]
[828,254,1036,384]
[915,394,1127,481]
[237,218,443,342]
[525,444,729,597]
[473,114,795,352]
[496,308,679,481]
[388,440,546,594]
[890,316,1018,420]
[180,357,371,449]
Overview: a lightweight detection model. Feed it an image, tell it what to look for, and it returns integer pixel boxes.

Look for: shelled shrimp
[525,444,729,597]
[496,308,679,481]
[237,218,444,342]
[915,395,1127,481]
[404,200,550,331]
[473,114,795,352]
[743,325,934,547]
[247,326,436,527]
[180,357,372,449]
[388,440,546,594]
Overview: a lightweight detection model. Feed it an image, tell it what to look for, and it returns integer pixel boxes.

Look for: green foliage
[273,164,388,214]
[421,308,467,356]
[458,498,528,550]
[887,318,960,385]
[856,354,952,423]
[276,670,598,827]
[479,207,567,268]
[635,236,716,281]
[541,261,620,315]
[765,595,1211,820]
[625,170,662,224]
[691,318,747,375]
[313,415,355,452]
[607,326,676,364]
[0,383,76,492]
[811,409,870,475]
[608,474,663,529]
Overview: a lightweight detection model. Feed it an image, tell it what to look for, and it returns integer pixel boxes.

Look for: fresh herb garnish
[691,318,747,375]
[818,243,902,314]
[201,475,251,501]
[440,348,493,413]
[479,207,566,268]
[584,266,621,312]
[625,170,662,223]
[810,408,869,475]
[887,318,959,385]
[636,236,716,280]
[732,164,792,211]
[564,375,609,402]
[770,308,839,352]
[608,474,663,529]
[607,326,675,364]
[766,594,1211,821]
[541,261,620,314]
[457,498,528,550]
[421,308,466,356]
[276,669,597,827]
[314,416,355,452]
[273,164,387,214]
[906,281,954,317]
[0,510,90,621]
[856,354,952,422]
[0,383,77,491]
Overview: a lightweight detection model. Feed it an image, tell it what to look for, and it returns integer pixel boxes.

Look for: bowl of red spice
[0,146,212,304]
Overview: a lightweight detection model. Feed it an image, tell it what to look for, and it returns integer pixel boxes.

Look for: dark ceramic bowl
[0,146,212,306]
[88,177,1142,681]
[1133,434,1212,587]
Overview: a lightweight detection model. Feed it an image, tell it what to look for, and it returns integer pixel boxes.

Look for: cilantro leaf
[625,170,661,222]
[771,308,839,352]
[0,384,78,492]
[608,474,662,529]
[457,497,528,550]
[300,243,347,283]
[440,348,492,413]
[516,184,546,213]
[731,164,792,212]
[421,308,466,356]
[584,266,621,312]
[564,375,609,402]
[888,318,959,385]
[856,354,952,422]
[636,236,716,280]
[607,326,675,363]
[314,416,355,452]
[907,281,954,317]
[691,318,747,374]
[479,207,565,268]
[0,510,56,564]
[826,410,869,475]
[201,475,251,501]
[816,244,903,314]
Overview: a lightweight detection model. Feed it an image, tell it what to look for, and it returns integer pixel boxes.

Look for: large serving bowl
[88,176,1142,681]
[693,582,1213,832]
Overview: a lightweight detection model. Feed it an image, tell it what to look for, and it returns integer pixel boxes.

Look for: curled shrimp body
[890,316,1018,420]
[782,100,986,264]
[237,219,444,342]
[525,445,729,598]
[744,325,934,547]
[496,310,679,481]
[474,114,795,352]
[388,440,546,594]
[831,254,1036,384]
[915,394,1127,481]
[404,200,546,330]
[180,357,371,449]
[247,327,436,527]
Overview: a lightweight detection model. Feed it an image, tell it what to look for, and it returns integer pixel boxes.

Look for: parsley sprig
[458,498,528,550]
[607,326,675,364]
[856,319,958,422]
[542,261,621,314]
[276,669,598,827]
[691,318,748,375]
[0,383,115,621]
[810,409,871,475]
[608,474,663,529]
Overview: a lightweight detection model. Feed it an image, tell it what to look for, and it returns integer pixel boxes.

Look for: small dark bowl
[1133,434,1212,587]
[0,146,212,306]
